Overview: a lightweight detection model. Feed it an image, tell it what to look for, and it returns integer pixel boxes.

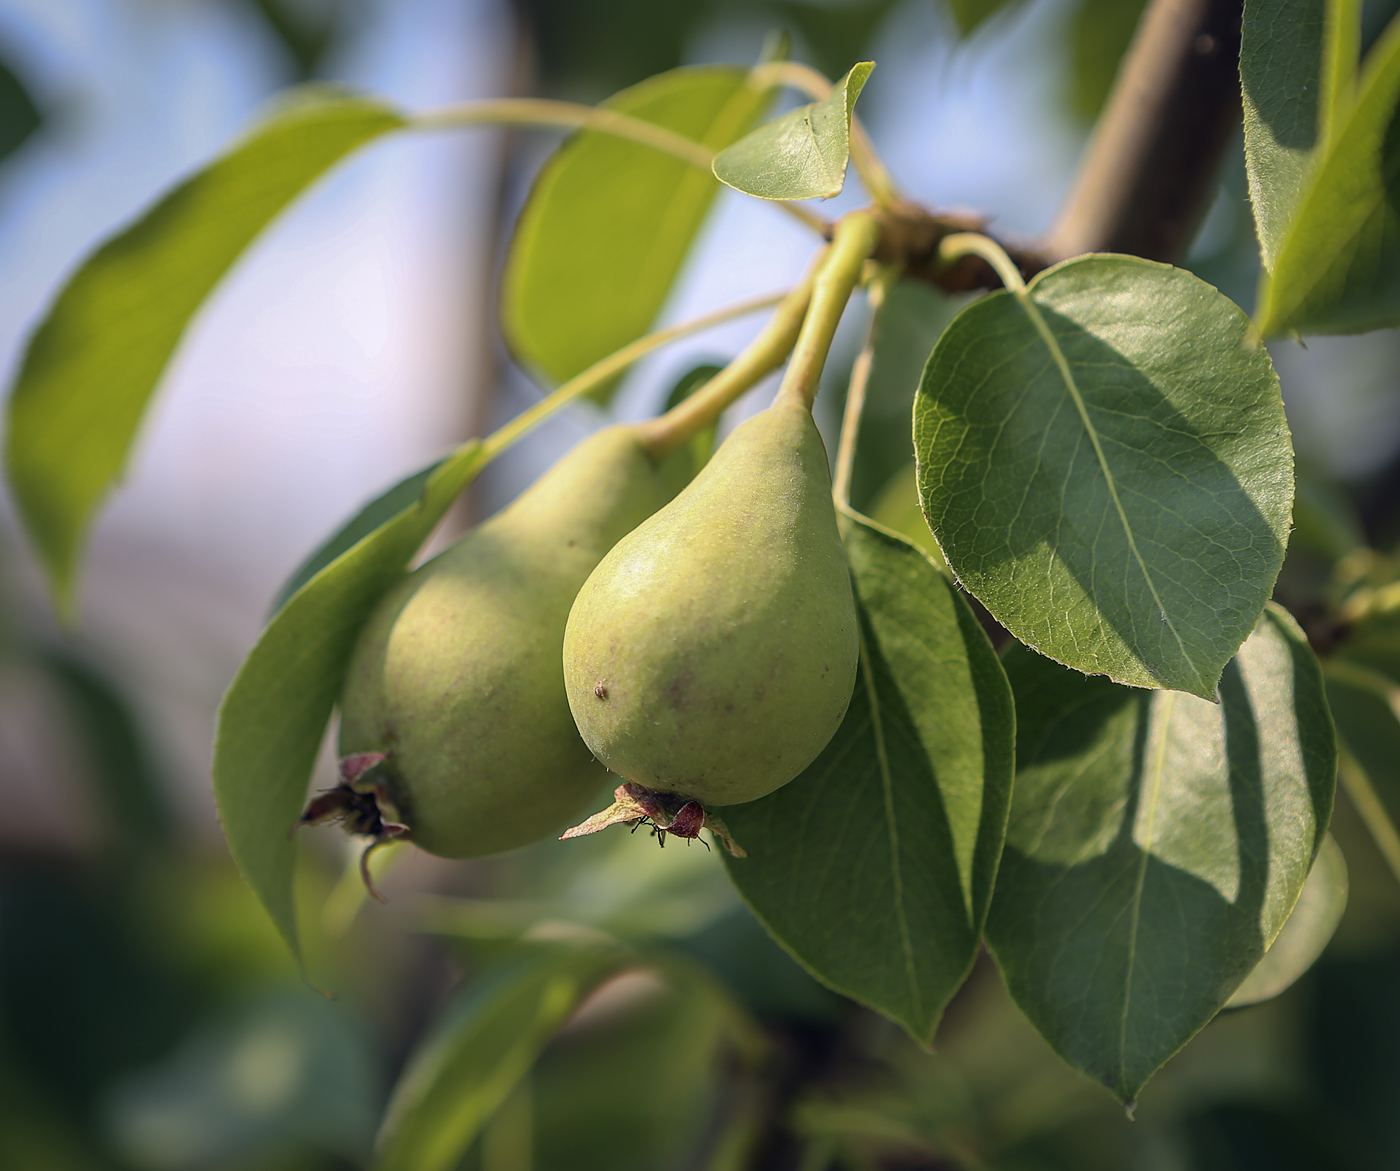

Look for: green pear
[334,425,676,859]
[563,396,859,808]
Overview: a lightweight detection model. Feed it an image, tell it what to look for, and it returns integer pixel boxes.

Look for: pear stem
[635,264,821,460]
[414,98,831,237]
[481,290,787,461]
[775,212,883,413]
[937,231,1028,294]
[832,263,902,511]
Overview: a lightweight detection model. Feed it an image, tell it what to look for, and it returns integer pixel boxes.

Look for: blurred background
[3,0,1400,1167]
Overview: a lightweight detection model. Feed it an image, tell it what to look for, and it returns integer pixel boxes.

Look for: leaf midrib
[1014,287,1200,692]
[1118,690,1174,1093]
[861,625,923,1023]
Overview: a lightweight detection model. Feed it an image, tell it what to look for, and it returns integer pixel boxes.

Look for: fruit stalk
[635,265,820,460]
[775,212,882,412]
[832,262,901,510]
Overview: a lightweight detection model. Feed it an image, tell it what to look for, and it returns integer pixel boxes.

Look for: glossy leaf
[1257,11,1400,334]
[269,458,444,617]
[1225,833,1347,1009]
[914,254,1292,699]
[374,944,627,1171]
[5,89,406,613]
[1241,0,1327,270]
[987,605,1335,1102]
[722,510,1014,1044]
[502,67,769,400]
[212,441,486,966]
[712,62,872,201]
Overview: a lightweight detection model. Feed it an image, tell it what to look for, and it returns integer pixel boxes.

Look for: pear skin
[335,425,673,858]
[563,397,859,807]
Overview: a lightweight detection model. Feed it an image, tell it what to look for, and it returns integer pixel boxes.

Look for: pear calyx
[561,783,746,857]
[296,752,406,901]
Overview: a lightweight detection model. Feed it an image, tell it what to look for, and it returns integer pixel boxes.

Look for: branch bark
[1041,0,1244,264]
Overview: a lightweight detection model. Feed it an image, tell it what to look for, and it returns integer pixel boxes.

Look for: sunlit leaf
[5,89,405,613]
[374,944,628,1171]
[987,605,1335,1102]
[502,66,769,401]
[914,254,1292,699]
[722,511,1013,1044]
[269,458,444,617]
[1225,834,1347,1009]
[1257,10,1400,334]
[212,441,485,967]
[712,62,872,201]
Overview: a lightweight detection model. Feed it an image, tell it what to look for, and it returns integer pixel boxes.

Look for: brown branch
[1041,0,1244,264]
[878,0,1244,295]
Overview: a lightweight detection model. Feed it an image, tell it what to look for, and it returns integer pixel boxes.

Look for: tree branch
[1041,0,1244,263]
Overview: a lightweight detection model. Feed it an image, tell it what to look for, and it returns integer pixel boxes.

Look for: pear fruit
[563,396,859,810]
[332,425,677,859]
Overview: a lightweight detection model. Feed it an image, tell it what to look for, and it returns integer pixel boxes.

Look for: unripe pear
[330,425,676,859]
[562,397,859,811]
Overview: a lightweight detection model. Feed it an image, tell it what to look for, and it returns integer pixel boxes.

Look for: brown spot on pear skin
[594,682,609,699]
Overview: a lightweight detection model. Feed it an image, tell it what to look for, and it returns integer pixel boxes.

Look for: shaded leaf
[212,441,486,967]
[713,62,873,201]
[1066,0,1147,123]
[1225,833,1347,1009]
[502,66,769,400]
[0,52,41,165]
[849,278,964,515]
[269,458,444,617]
[914,254,1292,699]
[722,510,1014,1044]
[5,89,405,613]
[987,605,1335,1102]
[1241,0,1328,270]
[1257,11,1400,334]
[1323,658,1400,820]
[946,0,1029,37]
[374,944,628,1171]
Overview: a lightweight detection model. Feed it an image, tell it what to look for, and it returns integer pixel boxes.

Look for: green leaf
[1257,10,1400,334]
[849,278,965,515]
[1323,659,1400,813]
[987,604,1336,1102]
[374,943,627,1171]
[502,67,769,401]
[712,62,873,201]
[5,89,405,615]
[1241,0,1328,271]
[946,0,1028,37]
[1225,833,1347,1009]
[721,510,1014,1044]
[1066,0,1148,123]
[269,458,444,618]
[212,440,486,967]
[913,254,1292,699]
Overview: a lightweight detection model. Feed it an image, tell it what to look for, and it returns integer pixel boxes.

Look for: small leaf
[986,604,1336,1102]
[713,62,873,201]
[1241,0,1328,271]
[5,89,405,613]
[914,254,1292,699]
[1257,11,1400,334]
[1323,659,1400,817]
[502,67,769,400]
[269,458,444,617]
[212,441,486,967]
[1226,833,1347,1009]
[722,510,1014,1044]
[374,944,627,1171]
